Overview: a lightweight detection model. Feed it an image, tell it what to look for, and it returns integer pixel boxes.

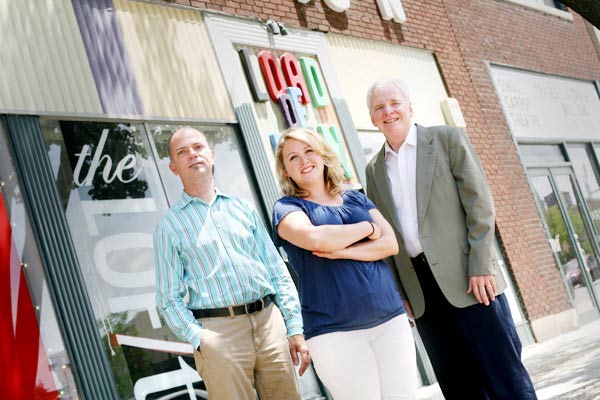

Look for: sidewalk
[418,319,600,400]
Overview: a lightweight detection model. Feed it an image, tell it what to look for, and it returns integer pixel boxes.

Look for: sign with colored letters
[238,46,359,186]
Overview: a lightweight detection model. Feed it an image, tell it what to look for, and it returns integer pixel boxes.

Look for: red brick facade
[169,0,600,325]
[442,1,600,322]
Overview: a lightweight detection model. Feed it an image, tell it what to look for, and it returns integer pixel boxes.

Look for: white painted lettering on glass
[73,128,142,186]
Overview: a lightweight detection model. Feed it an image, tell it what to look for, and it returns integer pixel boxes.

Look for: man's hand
[467,274,497,306]
[289,334,311,376]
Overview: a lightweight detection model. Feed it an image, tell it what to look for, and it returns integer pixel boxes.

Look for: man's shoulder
[366,149,383,171]
[223,193,252,207]
[418,125,466,148]
[154,206,180,236]
[219,194,257,215]
[418,124,456,135]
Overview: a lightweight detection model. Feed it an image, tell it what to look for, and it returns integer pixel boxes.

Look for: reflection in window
[554,174,600,285]
[41,120,176,398]
[39,120,264,398]
[1,128,79,398]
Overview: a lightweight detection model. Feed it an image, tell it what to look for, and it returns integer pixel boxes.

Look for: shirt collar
[384,124,417,159]
[176,187,229,209]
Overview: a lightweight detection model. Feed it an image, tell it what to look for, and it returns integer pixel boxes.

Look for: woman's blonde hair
[275,127,345,198]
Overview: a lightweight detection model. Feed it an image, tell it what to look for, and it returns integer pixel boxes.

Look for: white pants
[307,314,418,400]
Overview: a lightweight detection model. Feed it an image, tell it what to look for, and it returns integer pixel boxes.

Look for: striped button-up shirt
[154,190,303,349]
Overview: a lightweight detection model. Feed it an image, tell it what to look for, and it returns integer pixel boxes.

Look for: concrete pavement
[418,319,600,400]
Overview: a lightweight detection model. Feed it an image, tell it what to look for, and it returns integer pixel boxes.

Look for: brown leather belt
[191,295,273,319]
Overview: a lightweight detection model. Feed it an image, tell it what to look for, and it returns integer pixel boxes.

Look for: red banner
[0,195,58,399]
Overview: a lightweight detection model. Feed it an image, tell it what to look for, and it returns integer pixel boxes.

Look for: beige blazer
[366,125,506,318]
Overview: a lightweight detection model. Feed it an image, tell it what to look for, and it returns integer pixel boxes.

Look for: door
[528,167,600,323]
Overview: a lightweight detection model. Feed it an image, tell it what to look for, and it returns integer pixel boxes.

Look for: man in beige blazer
[365,78,537,399]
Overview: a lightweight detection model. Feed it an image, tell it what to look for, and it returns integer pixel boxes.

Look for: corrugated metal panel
[235,103,279,213]
[326,34,448,130]
[113,0,234,120]
[0,0,102,114]
[333,98,366,186]
[71,0,144,115]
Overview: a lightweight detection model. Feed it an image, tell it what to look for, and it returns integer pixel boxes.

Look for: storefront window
[39,119,264,398]
[1,126,78,399]
[568,144,600,236]
[41,119,172,397]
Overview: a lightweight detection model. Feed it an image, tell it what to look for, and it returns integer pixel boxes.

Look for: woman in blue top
[272,128,418,400]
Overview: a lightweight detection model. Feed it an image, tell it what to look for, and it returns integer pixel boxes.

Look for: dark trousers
[412,254,537,400]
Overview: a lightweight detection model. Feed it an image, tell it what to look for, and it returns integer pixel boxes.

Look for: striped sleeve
[154,217,203,349]
[251,206,304,337]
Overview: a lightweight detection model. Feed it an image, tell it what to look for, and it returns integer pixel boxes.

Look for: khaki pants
[193,303,300,400]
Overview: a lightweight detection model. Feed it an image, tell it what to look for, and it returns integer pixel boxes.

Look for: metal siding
[235,103,279,214]
[326,34,448,130]
[113,0,234,120]
[0,0,102,114]
[333,98,367,186]
[71,0,144,115]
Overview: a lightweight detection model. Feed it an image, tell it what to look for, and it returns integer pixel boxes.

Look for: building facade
[1,0,599,398]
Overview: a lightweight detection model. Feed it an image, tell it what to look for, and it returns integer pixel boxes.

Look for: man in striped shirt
[154,127,309,400]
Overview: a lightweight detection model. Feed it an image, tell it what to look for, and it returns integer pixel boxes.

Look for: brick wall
[169,0,600,322]
[441,0,600,321]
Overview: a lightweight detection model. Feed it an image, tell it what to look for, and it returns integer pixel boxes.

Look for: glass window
[1,126,79,398]
[529,175,597,320]
[40,120,185,398]
[538,0,566,10]
[39,119,266,398]
[518,144,565,165]
[568,144,600,237]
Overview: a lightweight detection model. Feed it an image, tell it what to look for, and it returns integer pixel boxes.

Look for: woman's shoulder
[275,195,305,206]
[343,190,366,202]
[273,196,308,215]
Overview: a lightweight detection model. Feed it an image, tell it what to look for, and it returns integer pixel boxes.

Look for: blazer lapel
[416,125,436,229]
[373,147,403,234]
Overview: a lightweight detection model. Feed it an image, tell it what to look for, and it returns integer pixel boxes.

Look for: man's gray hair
[366,78,412,112]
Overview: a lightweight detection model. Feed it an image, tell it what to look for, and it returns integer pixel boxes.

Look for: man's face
[168,128,214,184]
[369,85,413,142]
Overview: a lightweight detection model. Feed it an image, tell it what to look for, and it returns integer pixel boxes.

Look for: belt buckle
[245,297,264,314]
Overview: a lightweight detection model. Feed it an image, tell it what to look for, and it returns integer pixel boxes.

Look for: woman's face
[281,138,325,189]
